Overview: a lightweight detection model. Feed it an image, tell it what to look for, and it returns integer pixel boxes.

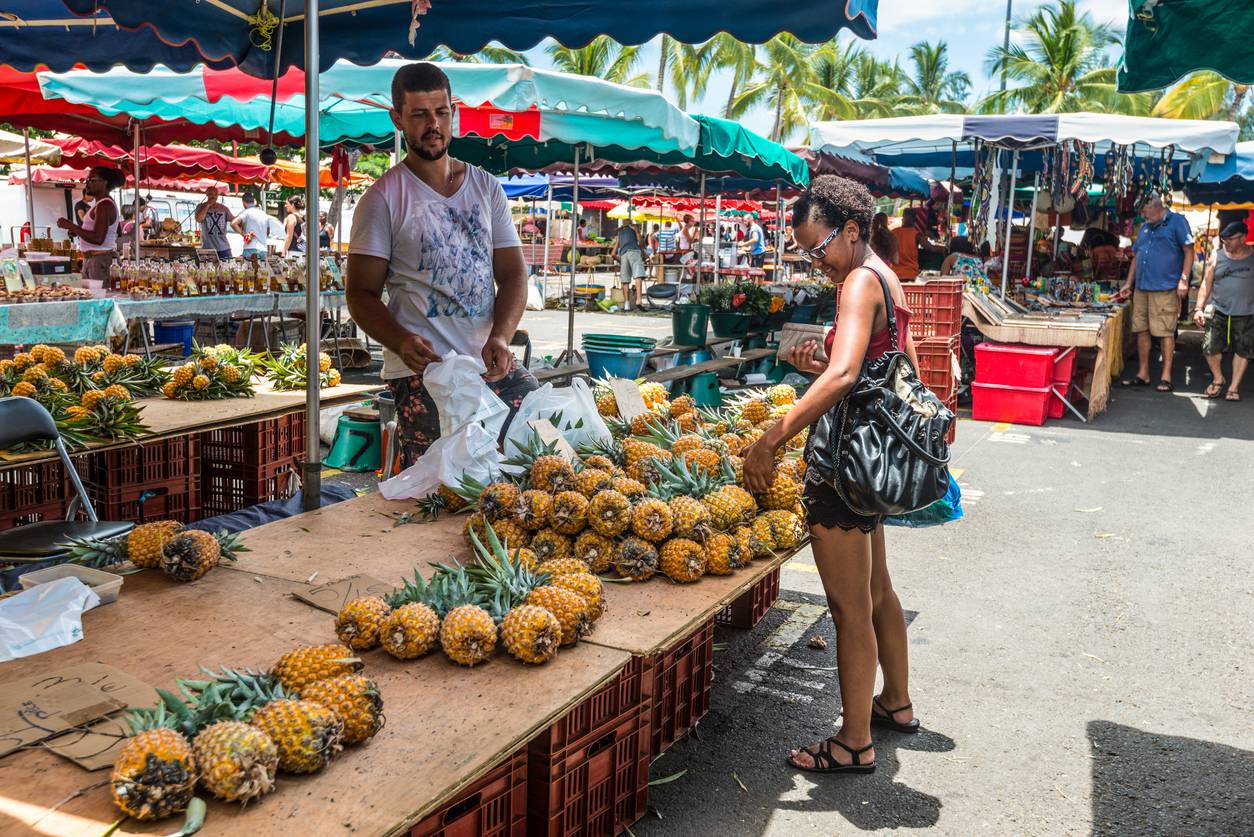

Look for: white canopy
[0,129,62,166]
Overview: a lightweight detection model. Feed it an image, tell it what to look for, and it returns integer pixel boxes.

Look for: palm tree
[900,41,970,113]
[424,45,529,65]
[655,35,672,96]
[808,41,898,120]
[979,0,1151,114]
[708,34,757,119]
[728,35,820,142]
[1153,72,1249,122]
[851,53,907,117]
[547,36,650,88]
[664,41,718,110]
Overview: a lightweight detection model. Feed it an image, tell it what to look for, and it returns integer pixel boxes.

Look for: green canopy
[1118,0,1254,91]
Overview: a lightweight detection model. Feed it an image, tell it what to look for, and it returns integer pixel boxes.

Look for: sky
[520,0,1132,143]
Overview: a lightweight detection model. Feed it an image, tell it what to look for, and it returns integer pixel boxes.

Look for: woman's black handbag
[804,269,954,516]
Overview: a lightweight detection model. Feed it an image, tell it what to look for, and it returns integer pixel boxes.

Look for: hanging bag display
[804,268,954,516]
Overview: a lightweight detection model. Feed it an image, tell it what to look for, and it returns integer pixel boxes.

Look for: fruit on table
[530,529,573,563]
[271,644,363,692]
[534,557,591,578]
[514,489,553,531]
[441,603,497,666]
[549,490,589,536]
[660,538,708,583]
[550,571,605,622]
[704,532,748,576]
[63,519,183,569]
[614,536,659,582]
[631,498,674,543]
[250,695,344,774]
[378,602,441,659]
[525,584,592,646]
[300,674,384,745]
[500,604,562,665]
[587,489,632,537]
[573,531,616,574]
[161,529,245,582]
[334,595,392,651]
[110,705,197,821]
[193,719,278,804]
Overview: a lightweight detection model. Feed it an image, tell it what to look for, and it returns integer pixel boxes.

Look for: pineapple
[478,481,522,522]
[573,467,612,498]
[79,387,102,409]
[669,394,696,417]
[760,510,805,550]
[530,455,574,492]
[594,386,619,418]
[659,539,708,583]
[667,496,712,541]
[63,519,184,569]
[247,695,344,773]
[770,404,792,421]
[500,604,562,664]
[514,489,553,531]
[785,427,808,451]
[437,484,469,513]
[300,675,384,745]
[462,512,490,547]
[103,383,130,401]
[110,705,197,821]
[193,720,278,804]
[272,644,362,692]
[29,344,48,363]
[767,383,797,405]
[102,353,126,375]
[509,547,538,571]
[706,485,757,530]
[639,381,668,408]
[550,572,605,622]
[675,413,699,432]
[759,471,803,511]
[727,455,745,486]
[669,433,707,458]
[741,397,771,425]
[734,524,770,560]
[587,489,632,537]
[535,557,592,577]
[529,529,573,563]
[378,603,441,659]
[192,373,211,391]
[720,433,746,456]
[683,447,722,478]
[161,529,246,582]
[614,537,659,581]
[631,498,674,543]
[10,381,35,398]
[573,532,616,574]
[704,532,747,576]
[334,595,392,651]
[490,518,532,551]
[611,476,648,501]
[525,585,592,646]
[581,454,617,474]
[549,491,589,536]
[436,567,496,666]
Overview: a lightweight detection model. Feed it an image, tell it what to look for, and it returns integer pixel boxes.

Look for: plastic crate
[974,342,1059,388]
[201,458,302,518]
[200,411,306,469]
[971,381,1051,426]
[410,748,526,837]
[81,436,200,491]
[88,475,202,524]
[903,278,963,339]
[0,499,68,531]
[944,393,958,445]
[0,461,68,517]
[528,657,650,837]
[916,335,960,402]
[715,568,781,630]
[646,620,714,757]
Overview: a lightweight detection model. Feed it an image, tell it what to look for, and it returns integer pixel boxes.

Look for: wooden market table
[0,381,380,469]
[963,297,1128,421]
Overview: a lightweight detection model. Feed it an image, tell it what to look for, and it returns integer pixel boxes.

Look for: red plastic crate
[974,342,1059,388]
[916,335,960,402]
[716,568,781,630]
[1047,348,1079,420]
[0,460,68,516]
[903,278,963,339]
[528,657,650,837]
[0,500,68,530]
[201,458,302,518]
[80,436,200,490]
[410,748,526,837]
[88,475,202,524]
[200,411,307,469]
[971,381,1051,426]
[646,620,714,757]
[944,393,958,445]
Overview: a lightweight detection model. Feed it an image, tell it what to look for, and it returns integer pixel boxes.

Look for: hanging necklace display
[1070,140,1095,196]
[1158,144,1176,198]
[970,140,993,246]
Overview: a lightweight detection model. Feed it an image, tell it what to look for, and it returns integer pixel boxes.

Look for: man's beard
[409,130,449,161]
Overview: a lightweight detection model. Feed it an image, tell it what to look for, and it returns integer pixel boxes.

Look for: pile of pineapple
[260,341,343,390]
[334,522,602,668]
[111,644,383,821]
[163,343,259,401]
[63,520,246,583]
[0,344,159,446]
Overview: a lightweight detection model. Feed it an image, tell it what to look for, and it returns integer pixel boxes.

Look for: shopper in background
[231,192,270,260]
[282,195,306,256]
[611,219,646,307]
[889,206,921,279]
[1194,221,1254,401]
[1117,193,1195,392]
[870,211,897,265]
[57,166,123,282]
[940,236,988,286]
[319,211,334,253]
[195,186,235,260]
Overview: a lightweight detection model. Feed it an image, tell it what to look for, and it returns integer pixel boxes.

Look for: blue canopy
[1185,141,1254,205]
[61,0,879,77]
[499,173,622,200]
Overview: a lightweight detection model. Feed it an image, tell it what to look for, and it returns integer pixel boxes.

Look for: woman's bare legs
[870,524,913,723]
[788,522,877,768]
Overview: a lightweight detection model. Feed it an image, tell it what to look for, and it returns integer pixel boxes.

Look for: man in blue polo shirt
[1117,194,1195,392]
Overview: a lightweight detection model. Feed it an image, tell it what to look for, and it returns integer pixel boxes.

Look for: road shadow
[1089,720,1253,836]
[640,590,955,834]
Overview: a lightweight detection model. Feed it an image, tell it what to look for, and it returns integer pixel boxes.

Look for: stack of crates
[81,436,201,523]
[200,412,306,518]
[0,461,69,530]
[907,279,964,444]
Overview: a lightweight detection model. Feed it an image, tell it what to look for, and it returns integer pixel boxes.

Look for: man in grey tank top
[1194,221,1254,400]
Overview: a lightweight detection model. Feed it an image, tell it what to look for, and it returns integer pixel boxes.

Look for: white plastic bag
[0,576,100,662]
[378,422,502,500]
[504,378,612,456]
[423,352,510,440]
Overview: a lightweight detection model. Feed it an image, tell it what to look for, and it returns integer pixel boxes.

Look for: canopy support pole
[696,173,706,297]
[541,183,553,299]
[392,129,401,166]
[132,125,141,260]
[714,192,722,280]
[334,179,345,258]
[1000,149,1019,297]
[302,0,322,512]
[1025,172,1040,286]
[561,145,581,367]
[22,129,35,241]
[946,140,957,240]
[774,183,783,281]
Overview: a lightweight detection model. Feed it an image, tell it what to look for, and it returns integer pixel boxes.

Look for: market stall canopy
[60,0,879,76]
[51,137,272,183]
[1184,141,1254,206]
[0,0,233,71]
[810,113,1239,179]
[8,164,232,193]
[1117,0,1254,92]
[247,155,374,188]
[498,173,622,200]
[0,129,61,165]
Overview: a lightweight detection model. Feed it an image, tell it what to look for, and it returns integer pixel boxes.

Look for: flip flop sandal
[1156,380,1174,392]
[1120,376,1151,387]
[1205,382,1227,399]
[871,696,921,733]
[785,737,876,774]
[1226,390,1241,402]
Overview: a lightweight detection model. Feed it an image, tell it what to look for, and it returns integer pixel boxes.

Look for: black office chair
[0,397,132,561]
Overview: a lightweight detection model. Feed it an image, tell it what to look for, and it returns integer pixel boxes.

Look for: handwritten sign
[292,574,394,614]
[43,714,131,771]
[529,419,577,461]
[609,379,650,422]
[0,663,155,760]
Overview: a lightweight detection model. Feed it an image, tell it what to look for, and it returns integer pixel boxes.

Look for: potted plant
[699,282,771,338]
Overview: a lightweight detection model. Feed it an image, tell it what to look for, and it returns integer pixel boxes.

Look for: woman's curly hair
[793,175,875,242]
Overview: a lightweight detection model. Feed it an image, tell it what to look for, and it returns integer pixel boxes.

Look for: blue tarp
[499,173,622,201]
[1185,141,1254,205]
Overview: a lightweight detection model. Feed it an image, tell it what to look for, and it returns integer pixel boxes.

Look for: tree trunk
[724,74,739,118]
[1227,85,1249,121]
[771,88,784,143]
[656,36,668,95]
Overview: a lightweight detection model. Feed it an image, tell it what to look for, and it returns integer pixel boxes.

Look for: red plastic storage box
[410,748,527,837]
[715,568,781,630]
[1047,348,1079,419]
[974,342,1059,388]
[971,381,1052,426]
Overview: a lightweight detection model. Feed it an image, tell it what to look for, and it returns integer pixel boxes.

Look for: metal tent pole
[302,0,322,511]
[714,191,722,279]
[696,173,706,296]
[1025,172,1040,286]
[393,129,402,166]
[22,129,35,240]
[1000,148,1019,297]
[132,125,141,259]
[563,146,581,365]
[541,182,553,298]
[774,183,783,280]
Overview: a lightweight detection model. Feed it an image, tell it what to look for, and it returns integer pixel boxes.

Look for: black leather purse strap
[856,264,900,356]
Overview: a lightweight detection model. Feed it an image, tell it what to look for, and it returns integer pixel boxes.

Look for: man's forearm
[1182,247,1196,279]
[346,292,417,356]
[491,272,528,341]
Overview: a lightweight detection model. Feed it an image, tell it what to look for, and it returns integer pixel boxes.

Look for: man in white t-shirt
[347,63,535,466]
[231,192,271,260]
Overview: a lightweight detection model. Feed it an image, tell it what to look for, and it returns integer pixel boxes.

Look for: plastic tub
[671,303,710,346]
[971,381,1052,426]
[153,320,196,357]
[974,342,1059,388]
[585,349,648,380]
[710,311,752,338]
[19,564,123,604]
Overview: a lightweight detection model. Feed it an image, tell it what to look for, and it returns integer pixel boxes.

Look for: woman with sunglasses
[57,167,124,284]
[742,175,921,775]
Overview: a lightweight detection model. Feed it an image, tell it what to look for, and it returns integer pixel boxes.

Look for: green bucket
[671,303,710,347]
[710,311,753,338]
[688,371,722,408]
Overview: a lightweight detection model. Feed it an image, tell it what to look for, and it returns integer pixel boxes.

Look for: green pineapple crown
[385,569,438,610]
[502,427,562,469]
[575,436,624,466]
[466,523,550,620]
[426,564,487,618]
[648,454,730,500]
[62,532,129,568]
[182,666,292,719]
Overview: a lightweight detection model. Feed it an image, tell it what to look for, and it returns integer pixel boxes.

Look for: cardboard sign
[609,379,650,422]
[43,713,131,771]
[529,419,577,462]
[195,248,221,264]
[292,574,394,614]
[776,324,827,361]
[0,663,155,760]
